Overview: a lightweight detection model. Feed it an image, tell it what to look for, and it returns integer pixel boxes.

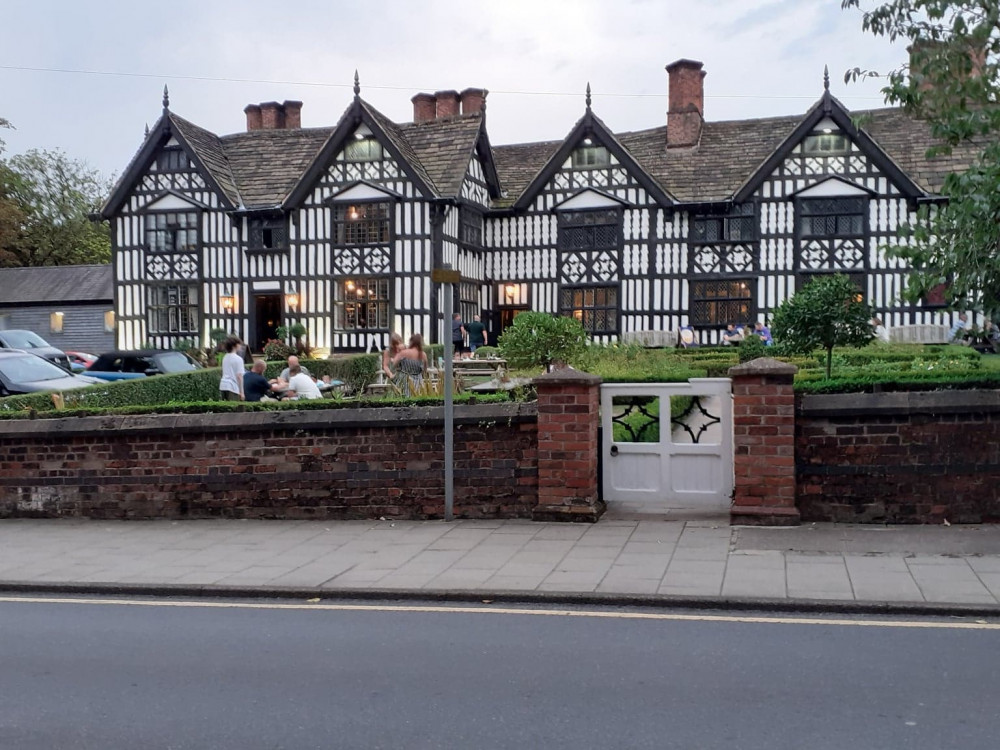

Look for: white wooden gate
[601,379,733,511]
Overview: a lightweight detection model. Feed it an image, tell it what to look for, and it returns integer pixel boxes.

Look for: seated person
[243,360,274,402]
[721,324,744,346]
[949,313,969,342]
[272,355,310,385]
[286,365,322,400]
[753,321,773,345]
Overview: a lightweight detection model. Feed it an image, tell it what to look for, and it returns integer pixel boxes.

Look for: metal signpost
[431,265,461,521]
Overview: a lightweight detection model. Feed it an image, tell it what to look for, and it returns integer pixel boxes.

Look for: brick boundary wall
[0,403,540,521]
[797,391,1000,524]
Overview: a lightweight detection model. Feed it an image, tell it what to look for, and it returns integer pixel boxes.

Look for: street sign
[431,268,461,284]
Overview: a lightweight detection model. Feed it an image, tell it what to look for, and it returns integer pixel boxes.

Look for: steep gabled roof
[0,264,113,305]
[491,140,563,208]
[221,127,332,209]
[167,114,241,206]
[401,112,496,198]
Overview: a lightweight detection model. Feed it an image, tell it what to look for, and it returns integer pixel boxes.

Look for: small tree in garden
[498,311,589,370]
[772,274,874,378]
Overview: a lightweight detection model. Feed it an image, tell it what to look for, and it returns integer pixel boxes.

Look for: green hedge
[795,370,1000,394]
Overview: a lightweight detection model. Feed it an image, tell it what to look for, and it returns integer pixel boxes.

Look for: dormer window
[571,143,609,169]
[803,132,850,155]
[334,202,391,245]
[691,203,756,244]
[157,148,190,172]
[248,215,288,251]
[344,136,383,162]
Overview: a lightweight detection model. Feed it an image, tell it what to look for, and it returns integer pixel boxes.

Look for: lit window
[690,280,754,327]
[691,204,756,243]
[50,312,64,333]
[803,133,850,154]
[148,285,199,334]
[344,137,384,162]
[145,212,199,253]
[571,144,610,169]
[336,278,390,331]
[104,311,115,333]
[334,202,391,245]
[560,285,618,334]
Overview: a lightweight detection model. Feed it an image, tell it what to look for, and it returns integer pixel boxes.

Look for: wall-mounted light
[582,137,594,146]
[504,284,517,302]
[220,294,235,312]
[50,311,64,333]
[347,205,360,221]
[104,310,115,333]
[286,293,299,311]
[346,280,356,292]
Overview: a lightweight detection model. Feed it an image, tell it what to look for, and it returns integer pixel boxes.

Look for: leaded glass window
[336,278,390,331]
[144,212,199,253]
[344,137,384,162]
[460,207,483,248]
[560,285,618,334]
[690,280,754,327]
[157,149,190,172]
[248,216,288,251]
[690,204,756,244]
[558,209,620,251]
[803,133,850,154]
[799,197,866,238]
[148,285,199,334]
[571,144,610,169]
[334,203,391,245]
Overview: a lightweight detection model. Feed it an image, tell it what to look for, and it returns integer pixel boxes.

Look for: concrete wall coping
[0,401,537,439]
[728,357,798,377]
[799,389,1000,418]
[533,367,602,386]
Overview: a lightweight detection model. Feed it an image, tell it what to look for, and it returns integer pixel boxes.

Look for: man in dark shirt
[452,313,468,359]
[243,360,274,402]
[466,314,487,353]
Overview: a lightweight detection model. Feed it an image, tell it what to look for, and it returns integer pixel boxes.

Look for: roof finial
[162,84,170,110]
[823,65,830,91]
[353,70,360,97]
[144,123,150,138]
[585,82,592,110]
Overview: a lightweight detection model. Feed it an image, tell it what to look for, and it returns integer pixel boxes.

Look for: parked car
[66,351,98,370]
[88,349,201,381]
[0,329,72,371]
[0,350,104,397]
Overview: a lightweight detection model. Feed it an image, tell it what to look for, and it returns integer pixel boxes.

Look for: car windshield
[156,352,198,373]
[1,330,49,349]
[0,354,72,383]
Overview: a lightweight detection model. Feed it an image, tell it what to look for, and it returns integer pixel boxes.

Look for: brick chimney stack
[666,59,706,149]
[435,90,461,118]
[245,101,304,131]
[412,93,437,123]
[460,88,487,115]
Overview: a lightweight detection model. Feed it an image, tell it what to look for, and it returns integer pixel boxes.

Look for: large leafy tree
[772,274,874,378]
[0,145,112,268]
[843,1,1000,315]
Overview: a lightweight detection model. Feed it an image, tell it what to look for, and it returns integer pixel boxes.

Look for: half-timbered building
[100,60,977,351]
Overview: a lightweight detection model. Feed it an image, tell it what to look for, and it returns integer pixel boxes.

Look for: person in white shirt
[286,365,322,400]
[275,355,310,385]
[218,336,244,401]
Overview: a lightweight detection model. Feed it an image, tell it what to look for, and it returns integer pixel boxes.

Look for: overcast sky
[1,0,905,180]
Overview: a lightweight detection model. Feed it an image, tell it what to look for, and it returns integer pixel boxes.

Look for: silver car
[0,350,103,397]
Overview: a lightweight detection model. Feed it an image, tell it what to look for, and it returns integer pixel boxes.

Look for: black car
[89,349,201,377]
[0,350,103,396]
[0,329,72,370]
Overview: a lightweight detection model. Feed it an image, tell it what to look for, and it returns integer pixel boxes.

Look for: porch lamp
[504,284,517,302]
[285,292,300,311]
[220,294,235,312]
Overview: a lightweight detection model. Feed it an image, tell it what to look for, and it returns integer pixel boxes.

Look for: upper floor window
[148,284,199,334]
[460,207,483,248]
[560,285,618,335]
[344,136,383,162]
[157,148,190,172]
[690,279,754,327]
[558,209,620,252]
[803,133,850,155]
[334,202,391,245]
[690,203,756,244]
[335,277,390,331]
[571,144,609,169]
[248,215,288,251]
[799,197,866,238]
[145,212,199,253]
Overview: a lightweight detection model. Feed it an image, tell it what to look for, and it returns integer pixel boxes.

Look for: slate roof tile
[0,264,113,305]
[221,127,332,208]
[401,113,485,197]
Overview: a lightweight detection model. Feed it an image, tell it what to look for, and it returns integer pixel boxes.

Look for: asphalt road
[0,596,997,750]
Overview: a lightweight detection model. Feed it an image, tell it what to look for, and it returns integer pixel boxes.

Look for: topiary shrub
[738,334,768,363]
[498,311,589,369]
[263,339,293,361]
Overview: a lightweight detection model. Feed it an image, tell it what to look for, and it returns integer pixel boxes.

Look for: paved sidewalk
[2,518,1000,613]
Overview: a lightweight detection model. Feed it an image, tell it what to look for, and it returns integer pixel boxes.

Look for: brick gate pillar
[532,368,605,522]
[728,358,800,526]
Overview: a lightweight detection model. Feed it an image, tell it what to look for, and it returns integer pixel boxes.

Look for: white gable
[328,183,398,202]
[143,192,202,211]
[554,189,625,211]
[813,117,839,132]
[795,177,870,198]
[165,136,180,147]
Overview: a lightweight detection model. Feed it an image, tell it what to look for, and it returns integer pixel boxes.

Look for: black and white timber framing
[100,65,977,352]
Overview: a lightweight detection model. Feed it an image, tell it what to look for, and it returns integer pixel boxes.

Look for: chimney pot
[244,104,262,131]
[282,100,303,129]
[259,101,284,130]
[412,93,437,123]
[434,90,461,119]
[460,88,488,116]
[665,59,706,148]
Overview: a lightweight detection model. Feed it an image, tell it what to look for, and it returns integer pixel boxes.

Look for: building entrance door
[497,306,529,342]
[252,294,282,352]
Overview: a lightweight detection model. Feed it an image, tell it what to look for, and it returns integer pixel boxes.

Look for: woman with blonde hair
[391,333,429,396]
[382,332,404,380]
